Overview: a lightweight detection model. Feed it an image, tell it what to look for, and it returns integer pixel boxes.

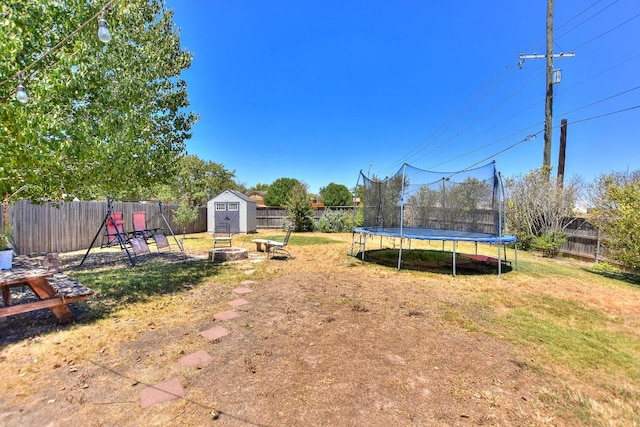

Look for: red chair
[132,212,152,240]
[103,212,126,247]
[132,211,169,251]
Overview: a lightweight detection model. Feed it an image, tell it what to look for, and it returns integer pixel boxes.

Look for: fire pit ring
[209,247,248,262]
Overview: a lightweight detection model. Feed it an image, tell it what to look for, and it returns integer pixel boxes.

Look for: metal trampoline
[347,162,517,275]
[350,226,517,276]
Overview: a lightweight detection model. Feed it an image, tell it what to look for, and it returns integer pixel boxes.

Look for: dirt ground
[0,233,637,426]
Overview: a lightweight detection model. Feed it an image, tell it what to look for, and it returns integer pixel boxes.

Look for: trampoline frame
[350,226,518,276]
[348,162,518,276]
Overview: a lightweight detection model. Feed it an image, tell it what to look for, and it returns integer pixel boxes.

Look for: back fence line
[1,201,601,260]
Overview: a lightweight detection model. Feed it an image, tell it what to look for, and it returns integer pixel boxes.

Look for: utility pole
[519,0,574,180]
[544,0,553,179]
[557,118,567,188]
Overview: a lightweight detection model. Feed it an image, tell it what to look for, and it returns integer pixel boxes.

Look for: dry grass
[1,230,639,426]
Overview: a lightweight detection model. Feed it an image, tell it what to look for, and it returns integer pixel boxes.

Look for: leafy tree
[264,177,300,207]
[588,170,640,228]
[284,182,314,232]
[351,184,365,228]
[405,185,440,227]
[174,201,199,240]
[149,154,240,206]
[0,0,197,205]
[363,174,405,228]
[319,182,352,206]
[248,183,270,193]
[446,178,493,212]
[589,170,640,269]
[505,168,582,256]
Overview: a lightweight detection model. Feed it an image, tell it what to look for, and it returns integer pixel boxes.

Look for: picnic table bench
[0,256,93,323]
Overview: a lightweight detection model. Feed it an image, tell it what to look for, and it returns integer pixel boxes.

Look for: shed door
[214,202,240,233]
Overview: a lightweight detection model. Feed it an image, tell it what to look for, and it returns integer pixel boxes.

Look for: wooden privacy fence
[1,201,604,262]
[560,217,605,261]
[256,206,353,229]
[2,200,207,255]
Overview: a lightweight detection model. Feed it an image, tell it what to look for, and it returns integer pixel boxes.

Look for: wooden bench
[0,259,93,323]
[252,239,270,252]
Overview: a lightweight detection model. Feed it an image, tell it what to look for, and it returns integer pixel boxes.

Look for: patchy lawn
[1,231,639,426]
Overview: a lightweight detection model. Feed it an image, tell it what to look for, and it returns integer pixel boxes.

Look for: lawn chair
[129,237,151,257]
[132,212,163,240]
[213,223,232,248]
[132,211,170,252]
[103,212,128,248]
[266,228,292,259]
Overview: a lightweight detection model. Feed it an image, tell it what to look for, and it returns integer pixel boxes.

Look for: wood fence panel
[7,200,207,255]
[560,217,604,261]
[255,206,355,229]
[4,202,603,262]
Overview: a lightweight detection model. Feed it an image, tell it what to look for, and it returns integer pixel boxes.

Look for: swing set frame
[80,197,183,266]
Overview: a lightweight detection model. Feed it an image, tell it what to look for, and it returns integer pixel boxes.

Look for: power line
[516,0,616,58]
[378,63,518,175]
[559,85,640,117]
[428,122,544,170]
[556,52,640,96]
[574,10,640,50]
[459,132,542,173]
[403,67,523,165]
[570,104,640,124]
[556,0,622,41]
[376,0,633,176]
[414,72,542,167]
[429,84,639,171]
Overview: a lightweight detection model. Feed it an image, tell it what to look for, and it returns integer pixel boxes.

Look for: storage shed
[207,190,257,234]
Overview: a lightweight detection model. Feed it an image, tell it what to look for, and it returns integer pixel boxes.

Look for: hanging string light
[1,1,116,103]
[97,9,112,43]
[15,72,28,104]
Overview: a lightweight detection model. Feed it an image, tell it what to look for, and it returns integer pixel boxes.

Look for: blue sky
[165,0,639,194]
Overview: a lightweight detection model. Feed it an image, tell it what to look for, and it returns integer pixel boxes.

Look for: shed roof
[213,189,255,204]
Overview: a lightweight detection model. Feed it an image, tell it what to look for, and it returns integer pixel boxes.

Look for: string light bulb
[16,72,28,104]
[97,12,111,43]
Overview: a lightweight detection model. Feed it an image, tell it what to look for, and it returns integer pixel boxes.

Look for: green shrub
[284,182,314,231]
[317,209,350,232]
[532,232,567,258]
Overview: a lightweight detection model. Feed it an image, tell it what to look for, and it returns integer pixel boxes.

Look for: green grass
[238,234,342,246]
[496,295,640,379]
[69,259,234,319]
[586,262,640,287]
[366,248,454,263]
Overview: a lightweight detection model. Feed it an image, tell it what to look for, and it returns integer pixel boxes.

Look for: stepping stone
[229,298,250,307]
[179,350,213,368]
[240,280,256,286]
[140,377,184,409]
[233,287,253,295]
[200,326,230,341]
[213,310,240,321]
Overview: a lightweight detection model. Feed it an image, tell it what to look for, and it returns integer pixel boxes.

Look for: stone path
[139,279,256,409]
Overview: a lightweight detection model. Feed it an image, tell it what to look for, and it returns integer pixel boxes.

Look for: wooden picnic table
[0,256,92,323]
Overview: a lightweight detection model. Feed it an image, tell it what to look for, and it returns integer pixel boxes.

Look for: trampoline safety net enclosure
[351,161,517,274]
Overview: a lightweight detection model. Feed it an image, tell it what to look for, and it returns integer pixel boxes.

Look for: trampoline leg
[452,241,457,277]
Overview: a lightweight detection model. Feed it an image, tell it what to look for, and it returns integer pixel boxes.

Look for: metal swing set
[80,197,183,266]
